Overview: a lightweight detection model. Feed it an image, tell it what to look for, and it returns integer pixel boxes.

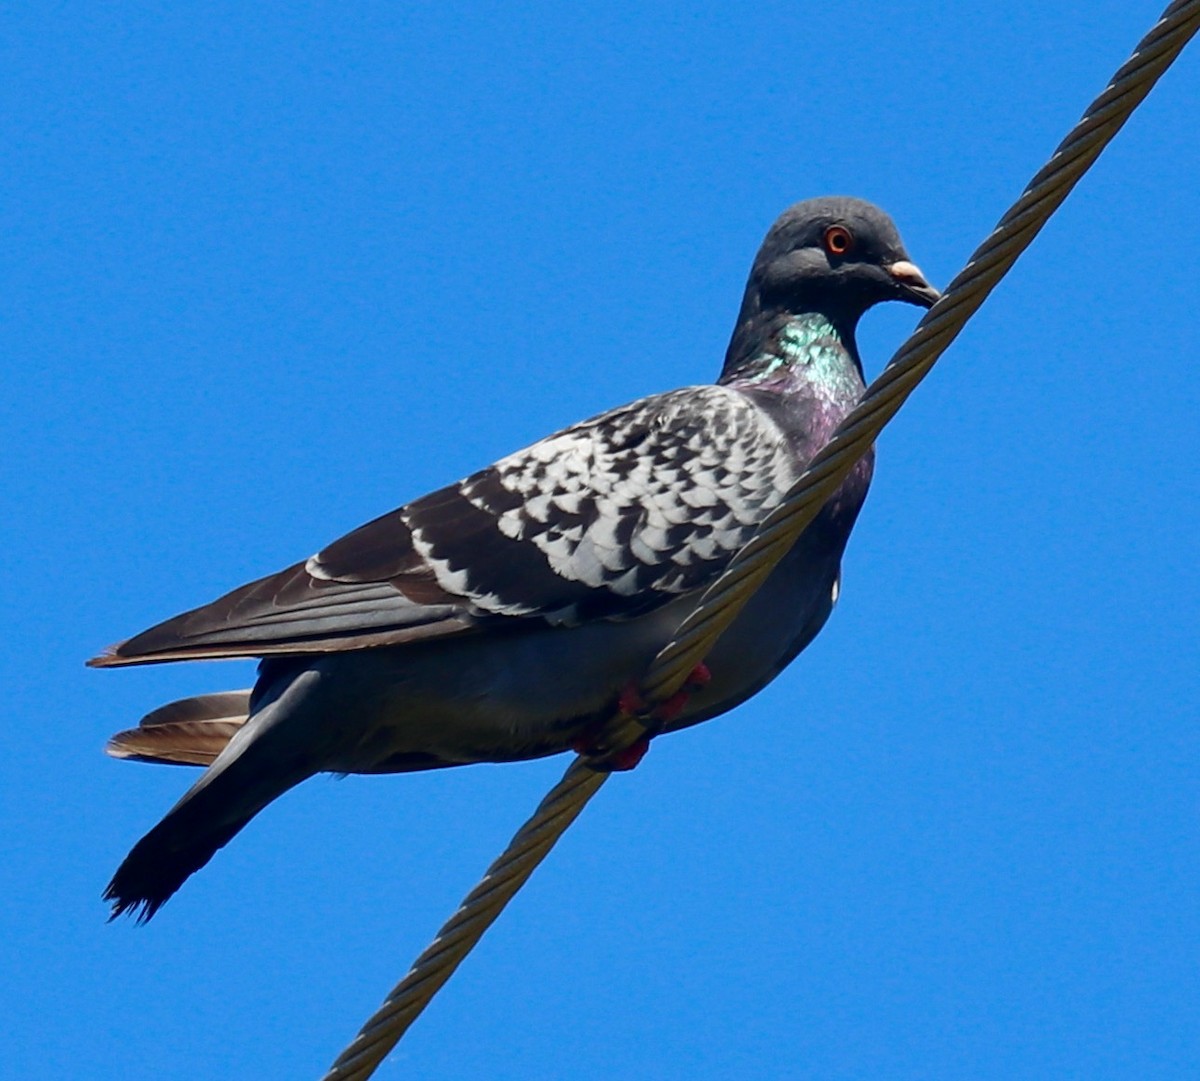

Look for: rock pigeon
[91,196,938,921]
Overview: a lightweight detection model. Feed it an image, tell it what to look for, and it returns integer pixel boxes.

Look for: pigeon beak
[886,260,940,308]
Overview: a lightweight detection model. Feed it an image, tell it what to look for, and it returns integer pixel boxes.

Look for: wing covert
[90,386,798,667]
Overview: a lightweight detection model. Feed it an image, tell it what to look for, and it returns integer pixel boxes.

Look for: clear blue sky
[3,3,1198,1078]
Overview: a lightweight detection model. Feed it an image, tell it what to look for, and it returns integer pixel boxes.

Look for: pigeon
[91,196,938,921]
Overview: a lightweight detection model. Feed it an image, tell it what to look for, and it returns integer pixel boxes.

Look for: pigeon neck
[719,311,864,392]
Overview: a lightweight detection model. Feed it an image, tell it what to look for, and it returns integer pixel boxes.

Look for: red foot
[618,662,712,723]
[658,662,711,723]
[569,731,649,770]
[570,663,713,769]
[605,736,650,771]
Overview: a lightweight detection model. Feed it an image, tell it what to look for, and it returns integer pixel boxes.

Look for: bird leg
[573,664,712,771]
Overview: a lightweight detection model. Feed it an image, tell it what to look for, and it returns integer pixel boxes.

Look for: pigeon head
[736,196,938,329]
[722,197,938,381]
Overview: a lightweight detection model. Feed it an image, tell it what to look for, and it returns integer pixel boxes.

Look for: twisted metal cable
[323,760,609,1080]
[323,5,1200,1076]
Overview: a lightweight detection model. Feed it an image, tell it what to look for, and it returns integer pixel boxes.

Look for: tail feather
[105,809,250,923]
[107,691,252,767]
[105,674,320,922]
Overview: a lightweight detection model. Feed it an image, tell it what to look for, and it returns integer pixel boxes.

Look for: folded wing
[90,386,797,667]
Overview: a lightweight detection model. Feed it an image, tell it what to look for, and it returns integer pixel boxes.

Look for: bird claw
[616,662,712,726]
[572,664,712,770]
[585,735,651,772]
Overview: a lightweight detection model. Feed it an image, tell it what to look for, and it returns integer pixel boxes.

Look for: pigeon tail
[105,803,254,923]
[105,679,319,922]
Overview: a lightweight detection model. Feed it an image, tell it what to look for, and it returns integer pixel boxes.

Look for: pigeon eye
[823,225,854,256]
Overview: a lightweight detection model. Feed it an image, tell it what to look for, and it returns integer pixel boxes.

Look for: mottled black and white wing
[90,386,799,667]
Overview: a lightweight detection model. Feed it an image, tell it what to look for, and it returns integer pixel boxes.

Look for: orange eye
[823,225,854,256]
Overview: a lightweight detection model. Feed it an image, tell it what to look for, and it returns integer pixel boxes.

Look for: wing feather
[89,386,798,667]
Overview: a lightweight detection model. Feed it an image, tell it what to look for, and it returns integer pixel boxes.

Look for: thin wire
[322,4,1200,1076]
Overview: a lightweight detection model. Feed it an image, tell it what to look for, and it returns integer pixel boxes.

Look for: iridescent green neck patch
[743,314,855,393]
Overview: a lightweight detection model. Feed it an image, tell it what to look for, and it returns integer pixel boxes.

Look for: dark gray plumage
[92,196,937,921]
